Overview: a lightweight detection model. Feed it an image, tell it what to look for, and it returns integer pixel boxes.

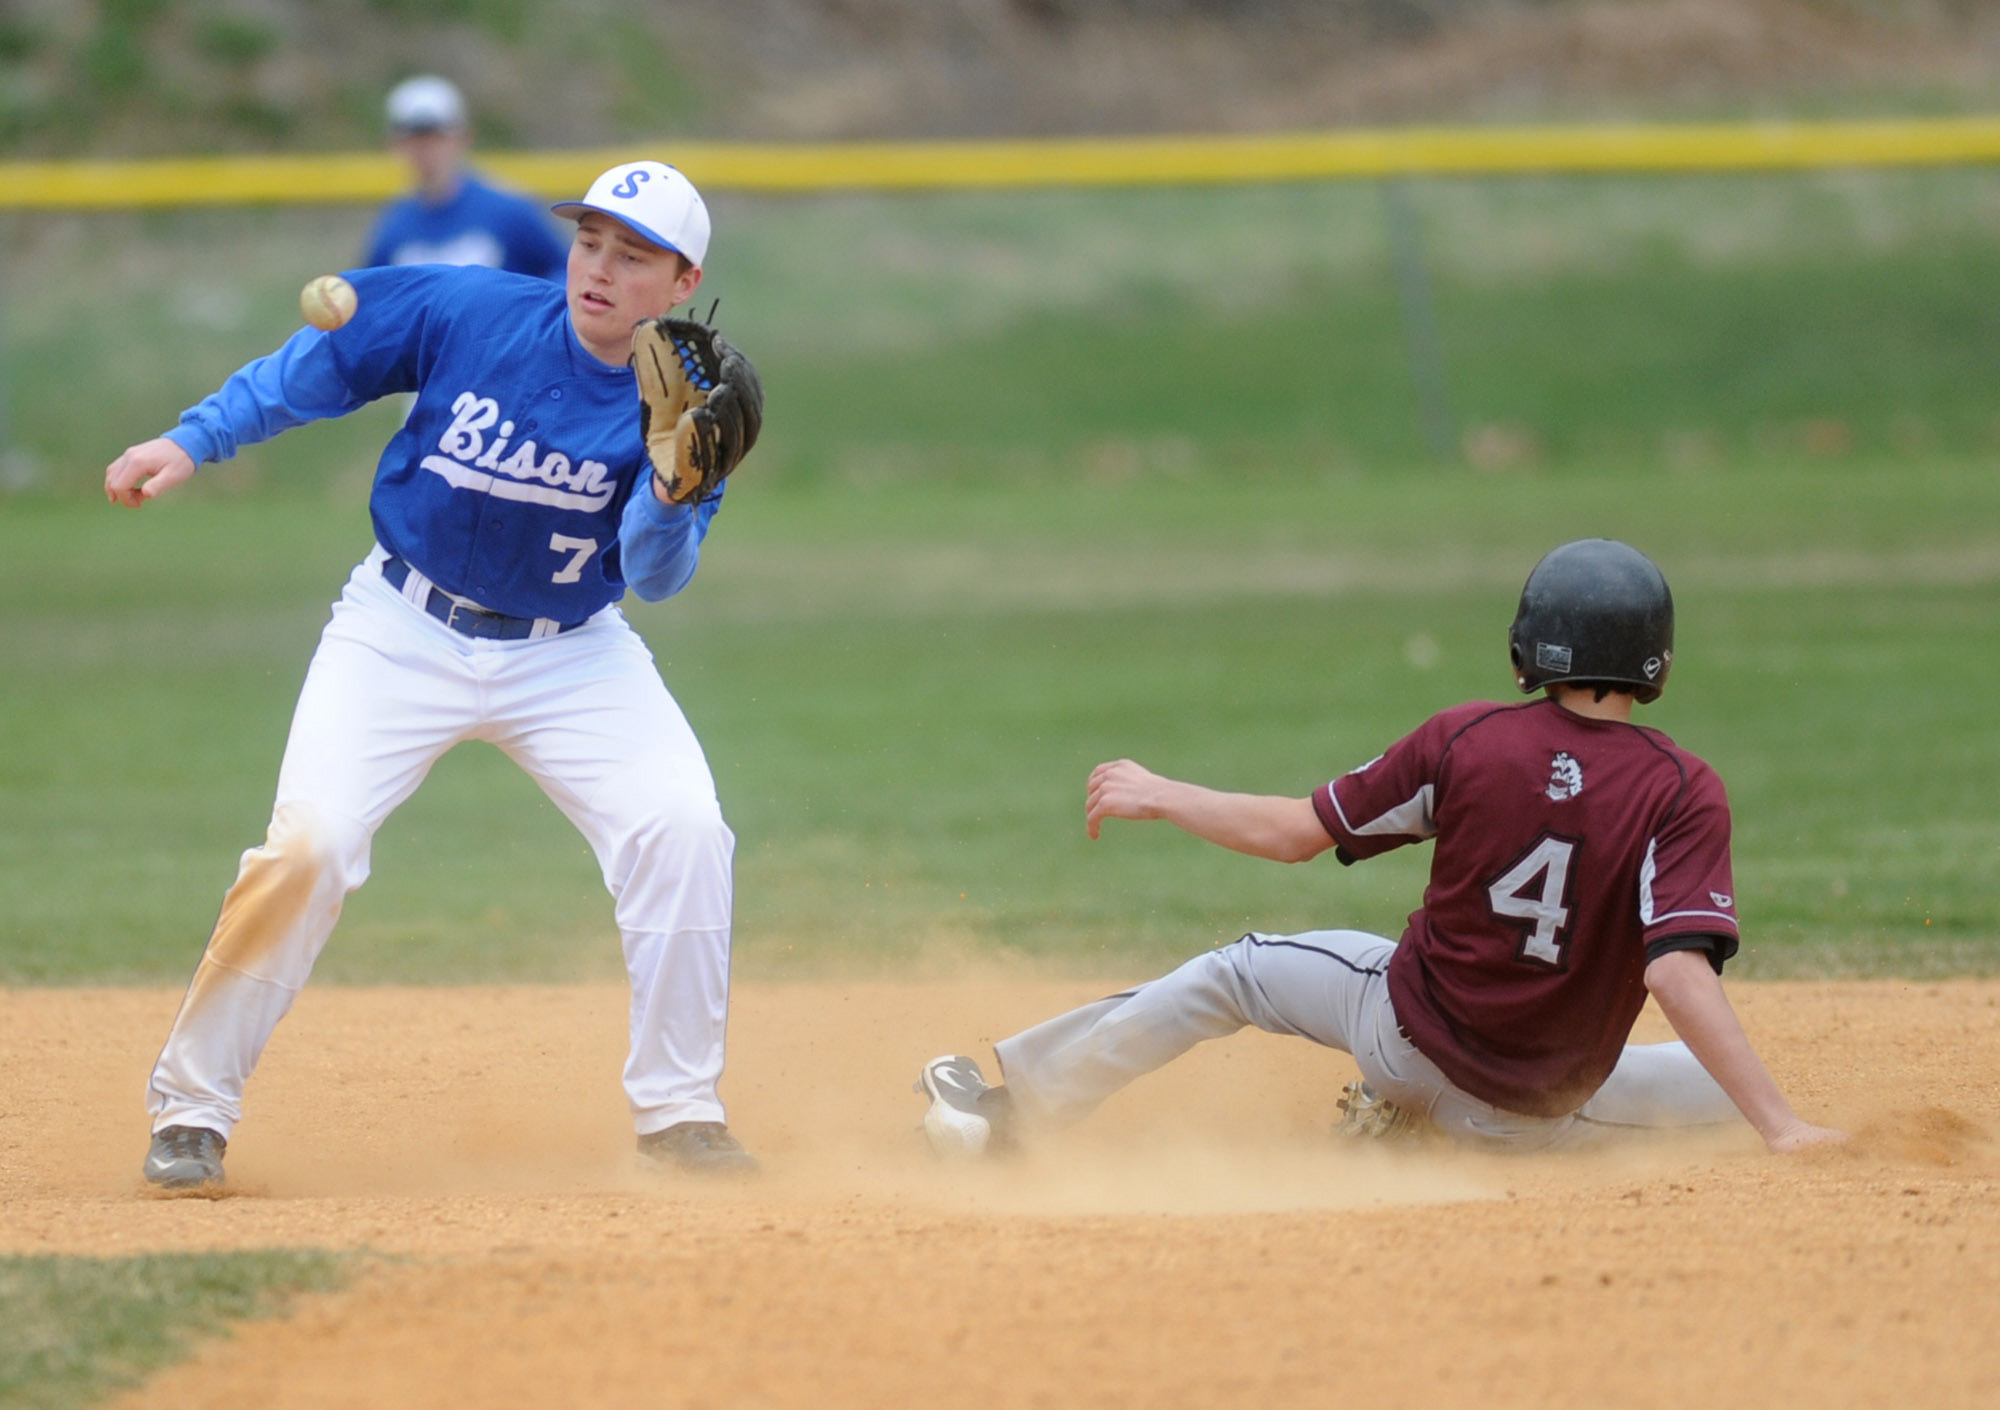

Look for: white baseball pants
[148,550,735,1140]
[995,930,1740,1152]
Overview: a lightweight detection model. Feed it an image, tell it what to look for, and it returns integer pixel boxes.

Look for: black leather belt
[381,555,583,640]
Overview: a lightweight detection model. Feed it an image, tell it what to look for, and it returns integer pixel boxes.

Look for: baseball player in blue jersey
[107,161,763,1191]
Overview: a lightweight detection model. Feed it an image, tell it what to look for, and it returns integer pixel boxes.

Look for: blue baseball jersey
[164,264,722,622]
[363,172,568,281]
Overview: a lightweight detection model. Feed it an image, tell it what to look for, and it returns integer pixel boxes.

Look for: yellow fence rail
[4,118,2000,208]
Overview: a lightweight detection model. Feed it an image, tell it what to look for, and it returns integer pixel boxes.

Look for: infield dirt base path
[2,977,1996,1409]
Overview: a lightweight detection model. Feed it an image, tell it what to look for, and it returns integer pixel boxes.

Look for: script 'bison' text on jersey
[1314,697,1738,1116]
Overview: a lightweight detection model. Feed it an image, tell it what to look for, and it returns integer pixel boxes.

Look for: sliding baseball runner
[919,540,1846,1160]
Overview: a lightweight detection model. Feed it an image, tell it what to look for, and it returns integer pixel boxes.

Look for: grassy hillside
[2,0,1999,156]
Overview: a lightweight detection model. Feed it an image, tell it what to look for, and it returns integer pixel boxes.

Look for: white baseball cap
[551,161,711,268]
[386,75,466,134]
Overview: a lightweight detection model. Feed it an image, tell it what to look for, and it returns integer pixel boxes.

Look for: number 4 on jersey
[1487,833,1579,967]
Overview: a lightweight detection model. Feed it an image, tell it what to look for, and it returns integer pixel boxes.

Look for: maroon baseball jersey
[1310,697,1739,1117]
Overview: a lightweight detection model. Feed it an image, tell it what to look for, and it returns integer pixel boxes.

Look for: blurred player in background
[918,540,1846,1161]
[363,74,567,281]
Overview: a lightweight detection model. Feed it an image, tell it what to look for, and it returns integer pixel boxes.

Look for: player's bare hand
[1086,759,1170,839]
[105,438,195,508]
[1765,1119,1848,1154]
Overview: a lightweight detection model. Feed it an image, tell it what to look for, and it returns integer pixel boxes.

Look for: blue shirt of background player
[363,171,568,282]
[163,263,718,622]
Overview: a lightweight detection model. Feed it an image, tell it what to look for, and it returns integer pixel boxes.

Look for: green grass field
[0,1251,351,1410]
[4,456,1995,985]
[3,170,1998,987]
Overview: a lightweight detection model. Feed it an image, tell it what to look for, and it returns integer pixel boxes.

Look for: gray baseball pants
[993,930,1739,1152]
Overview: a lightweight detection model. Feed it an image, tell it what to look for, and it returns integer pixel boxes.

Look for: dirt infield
[2,977,1996,1409]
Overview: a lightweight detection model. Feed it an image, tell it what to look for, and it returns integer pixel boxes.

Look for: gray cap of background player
[386,75,467,135]
[552,161,712,269]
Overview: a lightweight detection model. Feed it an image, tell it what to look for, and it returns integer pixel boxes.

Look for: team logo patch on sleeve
[1546,751,1584,801]
[1710,891,1734,908]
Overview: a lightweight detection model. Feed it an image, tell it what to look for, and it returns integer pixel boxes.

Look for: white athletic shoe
[916,1054,1012,1158]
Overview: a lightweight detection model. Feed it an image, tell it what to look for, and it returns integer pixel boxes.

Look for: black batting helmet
[1508,539,1675,703]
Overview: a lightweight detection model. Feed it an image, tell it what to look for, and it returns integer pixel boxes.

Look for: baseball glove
[632,315,764,506]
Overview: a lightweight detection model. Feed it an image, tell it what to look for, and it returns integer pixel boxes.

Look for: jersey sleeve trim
[1315,776,1438,849]
[1644,932,1739,974]
[1646,908,1740,927]
[1354,783,1436,838]
[1638,835,1740,934]
[1310,783,1344,840]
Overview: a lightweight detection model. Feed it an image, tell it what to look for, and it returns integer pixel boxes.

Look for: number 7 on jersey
[549,533,599,584]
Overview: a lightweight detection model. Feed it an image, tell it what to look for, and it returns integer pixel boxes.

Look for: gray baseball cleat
[637,1121,760,1176]
[916,1054,1016,1158]
[1333,1080,1431,1142]
[143,1125,227,1192]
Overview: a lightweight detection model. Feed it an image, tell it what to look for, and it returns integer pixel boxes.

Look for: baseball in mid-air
[300,274,358,331]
